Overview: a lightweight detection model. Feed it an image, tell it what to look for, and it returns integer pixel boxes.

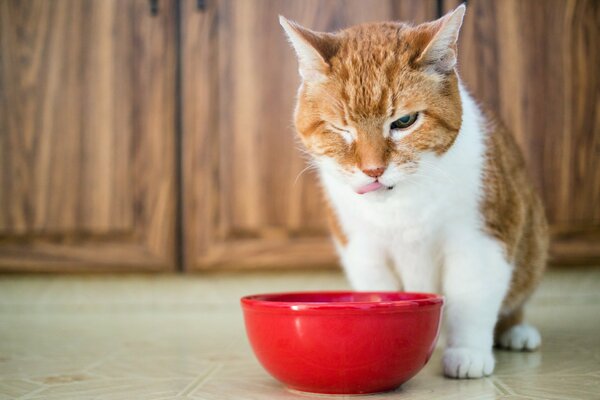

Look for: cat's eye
[328,123,354,143]
[390,113,419,130]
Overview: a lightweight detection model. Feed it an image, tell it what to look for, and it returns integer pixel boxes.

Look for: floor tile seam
[490,376,516,396]
[178,363,222,397]
[495,372,600,378]
[17,377,185,399]
[16,384,49,400]
[80,348,125,375]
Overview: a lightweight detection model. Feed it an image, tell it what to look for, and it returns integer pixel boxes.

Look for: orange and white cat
[280,4,548,379]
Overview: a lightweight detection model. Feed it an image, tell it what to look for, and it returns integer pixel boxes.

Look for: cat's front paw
[443,347,495,379]
[496,323,541,351]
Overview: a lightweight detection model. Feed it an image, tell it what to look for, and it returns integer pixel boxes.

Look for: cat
[279,4,548,379]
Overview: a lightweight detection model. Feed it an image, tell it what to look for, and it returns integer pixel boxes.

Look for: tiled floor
[0,267,599,400]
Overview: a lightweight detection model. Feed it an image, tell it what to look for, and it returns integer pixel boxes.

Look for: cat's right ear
[279,16,339,82]
[414,4,466,74]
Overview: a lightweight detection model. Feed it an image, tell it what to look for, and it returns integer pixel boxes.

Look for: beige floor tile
[0,268,599,399]
[24,378,194,400]
[0,379,41,400]
[495,375,600,400]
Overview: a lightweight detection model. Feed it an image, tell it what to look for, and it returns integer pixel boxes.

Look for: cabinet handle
[149,0,158,16]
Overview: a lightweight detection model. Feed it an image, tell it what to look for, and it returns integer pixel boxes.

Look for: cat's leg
[495,307,541,351]
[339,234,399,291]
[442,231,512,379]
[390,240,439,293]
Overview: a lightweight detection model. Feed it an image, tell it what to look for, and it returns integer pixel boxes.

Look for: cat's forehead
[337,22,412,57]
[326,23,419,120]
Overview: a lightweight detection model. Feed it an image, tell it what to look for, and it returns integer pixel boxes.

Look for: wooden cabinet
[448,0,600,264]
[0,0,177,271]
[0,0,597,271]
[181,0,438,269]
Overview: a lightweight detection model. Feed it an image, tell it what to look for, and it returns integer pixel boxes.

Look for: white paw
[443,347,495,379]
[497,324,541,351]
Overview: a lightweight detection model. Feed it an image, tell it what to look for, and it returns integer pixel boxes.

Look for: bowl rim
[240,291,443,313]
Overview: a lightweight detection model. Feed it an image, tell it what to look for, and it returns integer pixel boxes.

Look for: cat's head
[280,5,465,195]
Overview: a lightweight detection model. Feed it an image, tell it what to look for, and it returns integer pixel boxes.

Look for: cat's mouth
[356,181,394,195]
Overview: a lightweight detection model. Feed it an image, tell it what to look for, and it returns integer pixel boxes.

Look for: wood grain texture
[447,0,600,264]
[183,0,438,269]
[0,0,177,271]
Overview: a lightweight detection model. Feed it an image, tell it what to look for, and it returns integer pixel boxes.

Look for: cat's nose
[361,166,385,178]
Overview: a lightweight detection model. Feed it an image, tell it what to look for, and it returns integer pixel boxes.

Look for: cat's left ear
[279,16,340,82]
[415,4,466,74]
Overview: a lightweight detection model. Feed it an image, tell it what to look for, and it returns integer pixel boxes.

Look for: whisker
[293,163,318,186]
[416,159,457,183]
[402,174,431,192]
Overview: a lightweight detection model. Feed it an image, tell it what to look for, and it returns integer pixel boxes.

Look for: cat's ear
[415,4,465,74]
[279,16,339,82]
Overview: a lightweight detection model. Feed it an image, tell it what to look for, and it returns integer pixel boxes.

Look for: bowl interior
[242,291,443,310]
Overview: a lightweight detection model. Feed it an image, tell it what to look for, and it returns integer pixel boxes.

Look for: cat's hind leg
[495,307,541,351]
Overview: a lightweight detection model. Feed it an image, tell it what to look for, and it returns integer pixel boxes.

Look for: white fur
[318,82,513,378]
[497,324,541,351]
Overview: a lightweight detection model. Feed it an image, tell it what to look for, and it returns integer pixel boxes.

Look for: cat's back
[480,110,548,308]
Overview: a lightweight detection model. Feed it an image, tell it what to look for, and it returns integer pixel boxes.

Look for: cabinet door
[182,0,438,269]
[447,0,600,264]
[0,0,177,271]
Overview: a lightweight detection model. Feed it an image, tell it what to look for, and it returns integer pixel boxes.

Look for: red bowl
[241,291,443,395]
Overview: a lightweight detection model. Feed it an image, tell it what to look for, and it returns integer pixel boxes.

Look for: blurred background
[0,1,599,399]
[1,0,598,272]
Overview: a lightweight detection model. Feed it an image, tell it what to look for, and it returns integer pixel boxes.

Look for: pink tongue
[356,181,384,194]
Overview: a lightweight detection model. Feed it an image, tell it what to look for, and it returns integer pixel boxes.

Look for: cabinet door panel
[183,0,437,269]
[447,0,600,264]
[0,0,177,271]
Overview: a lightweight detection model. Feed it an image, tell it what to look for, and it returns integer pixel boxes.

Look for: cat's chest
[327,182,449,242]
